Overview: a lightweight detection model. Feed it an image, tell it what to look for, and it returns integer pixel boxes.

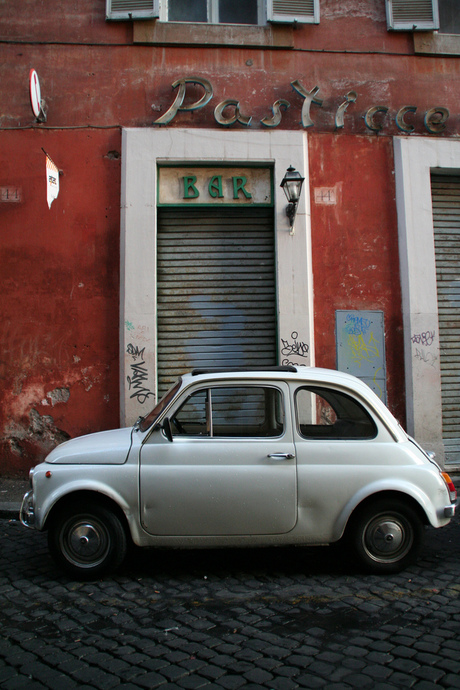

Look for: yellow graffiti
[373,367,383,399]
[348,332,380,368]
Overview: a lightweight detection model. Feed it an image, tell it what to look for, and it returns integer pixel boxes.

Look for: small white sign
[29,69,41,118]
[45,153,59,209]
[314,187,337,205]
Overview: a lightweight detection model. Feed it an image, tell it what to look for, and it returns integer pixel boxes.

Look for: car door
[293,383,395,542]
[139,381,297,536]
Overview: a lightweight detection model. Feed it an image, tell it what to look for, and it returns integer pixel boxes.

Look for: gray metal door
[157,207,276,396]
[432,173,460,466]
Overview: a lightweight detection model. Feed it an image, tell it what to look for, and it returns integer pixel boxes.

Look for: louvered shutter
[432,174,460,466]
[267,0,320,24]
[386,0,439,31]
[106,0,159,20]
[156,207,277,398]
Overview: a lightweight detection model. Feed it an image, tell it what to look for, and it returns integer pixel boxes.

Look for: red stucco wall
[0,129,121,476]
[309,133,405,424]
[1,0,458,475]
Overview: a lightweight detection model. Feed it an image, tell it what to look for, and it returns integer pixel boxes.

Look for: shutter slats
[386,0,438,30]
[106,0,158,20]
[268,0,319,24]
[432,174,460,465]
[157,207,277,397]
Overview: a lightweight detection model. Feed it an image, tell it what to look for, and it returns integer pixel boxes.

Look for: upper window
[166,0,260,24]
[386,0,439,31]
[106,0,319,24]
[387,0,459,33]
[439,0,460,34]
[295,386,377,440]
[170,386,284,438]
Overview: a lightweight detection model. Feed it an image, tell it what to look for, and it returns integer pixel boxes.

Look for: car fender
[37,478,137,533]
[332,478,438,541]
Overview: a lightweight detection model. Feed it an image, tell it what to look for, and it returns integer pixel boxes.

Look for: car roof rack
[191,366,298,375]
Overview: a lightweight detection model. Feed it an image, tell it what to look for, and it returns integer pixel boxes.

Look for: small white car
[21,366,457,578]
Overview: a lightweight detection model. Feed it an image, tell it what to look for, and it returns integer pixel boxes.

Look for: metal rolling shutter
[432,174,460,465]
[157,207,277,397]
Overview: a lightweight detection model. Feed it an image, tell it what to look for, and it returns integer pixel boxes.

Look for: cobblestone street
[1,515,459,689]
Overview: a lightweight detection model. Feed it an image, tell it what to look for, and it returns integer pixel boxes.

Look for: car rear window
[295,386,377,440]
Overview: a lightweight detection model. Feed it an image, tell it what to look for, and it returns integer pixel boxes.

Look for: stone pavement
[0,478,29,519]
[0,505,459,689]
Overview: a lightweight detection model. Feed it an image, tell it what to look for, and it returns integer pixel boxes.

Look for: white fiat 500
[21,367,457,578]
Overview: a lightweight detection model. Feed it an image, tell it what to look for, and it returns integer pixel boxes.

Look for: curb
[0,504,21,520]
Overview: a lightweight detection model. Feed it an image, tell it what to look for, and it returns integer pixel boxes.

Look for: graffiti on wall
[125,321,154,405]
[336,310,386,402]
[411,330,438,368]
[280,331,309,367]
[126,343,154,404]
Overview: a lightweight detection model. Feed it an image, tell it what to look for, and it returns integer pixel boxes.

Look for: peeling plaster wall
[1,0,458,475]
[0,129,121,476]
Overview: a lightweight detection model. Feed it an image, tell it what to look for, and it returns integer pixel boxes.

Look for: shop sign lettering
[158,166,272,205]
[183,175,252,200]
[153,76,451,135]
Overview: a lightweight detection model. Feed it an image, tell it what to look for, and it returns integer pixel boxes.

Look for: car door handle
[267,453,295,460]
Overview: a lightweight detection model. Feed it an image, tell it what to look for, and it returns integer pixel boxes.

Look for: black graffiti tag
[281,331,309,359]
[411,331,435,347]
[126,343,154,405]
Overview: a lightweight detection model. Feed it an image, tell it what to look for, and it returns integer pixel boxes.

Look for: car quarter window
[295,386,377,440]
[170,385,284,438]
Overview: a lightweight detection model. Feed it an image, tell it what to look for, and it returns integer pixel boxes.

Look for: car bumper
[20,490,35,529]
[444,502,457,518]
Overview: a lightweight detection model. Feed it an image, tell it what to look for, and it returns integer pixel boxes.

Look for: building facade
[1,0,459,476]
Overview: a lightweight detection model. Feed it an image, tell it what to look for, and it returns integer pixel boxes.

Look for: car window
[295,386,377,440]
[171,386,284,438]
[139,378,182,432]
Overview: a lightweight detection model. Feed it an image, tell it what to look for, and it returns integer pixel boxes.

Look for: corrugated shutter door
[157,207,277,396]
[432,174,460,466]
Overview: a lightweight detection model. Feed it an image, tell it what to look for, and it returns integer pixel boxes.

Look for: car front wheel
[48,503,127,579]
[350,499,424,574]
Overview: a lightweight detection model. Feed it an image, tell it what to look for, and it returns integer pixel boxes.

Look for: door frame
[120,128,314,426]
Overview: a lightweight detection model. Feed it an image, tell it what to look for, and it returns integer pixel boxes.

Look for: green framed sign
[157,165,274,207]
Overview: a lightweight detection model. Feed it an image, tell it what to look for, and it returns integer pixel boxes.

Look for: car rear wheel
[48,503,127,579]
[350,499,424,574]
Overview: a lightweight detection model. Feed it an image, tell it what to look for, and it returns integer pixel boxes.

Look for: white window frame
[159,0,266,25]
[106,0,159,21]
[386,0,439,31]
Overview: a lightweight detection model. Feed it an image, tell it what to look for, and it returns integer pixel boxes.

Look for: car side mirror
[162,417,173,443]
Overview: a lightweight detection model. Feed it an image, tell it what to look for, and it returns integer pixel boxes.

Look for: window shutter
[267,0,319,24]
[106,0,159,20]
[386,0,439,31]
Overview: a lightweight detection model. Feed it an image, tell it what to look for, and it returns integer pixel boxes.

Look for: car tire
[48,503,128,579]
[350,499,424,574]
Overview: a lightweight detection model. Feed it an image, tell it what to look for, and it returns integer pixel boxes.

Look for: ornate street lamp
[280,165,305,234]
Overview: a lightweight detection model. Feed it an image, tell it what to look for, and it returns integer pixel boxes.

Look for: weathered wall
[0,129,121,476]
[308,133,405,425]
[0,0,458,474]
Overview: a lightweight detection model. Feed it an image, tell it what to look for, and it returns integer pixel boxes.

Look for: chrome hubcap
[62,518,109,567]
[363,513,412,563]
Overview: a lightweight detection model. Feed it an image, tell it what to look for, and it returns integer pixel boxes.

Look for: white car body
[21,367,457,577]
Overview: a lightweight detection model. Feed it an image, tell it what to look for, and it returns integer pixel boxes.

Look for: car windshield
[138,378,182,432]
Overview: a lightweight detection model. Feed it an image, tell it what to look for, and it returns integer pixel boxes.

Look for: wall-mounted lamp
[280,165,304,235]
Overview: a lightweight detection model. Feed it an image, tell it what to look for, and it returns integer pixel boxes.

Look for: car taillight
[441,472,457,503]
